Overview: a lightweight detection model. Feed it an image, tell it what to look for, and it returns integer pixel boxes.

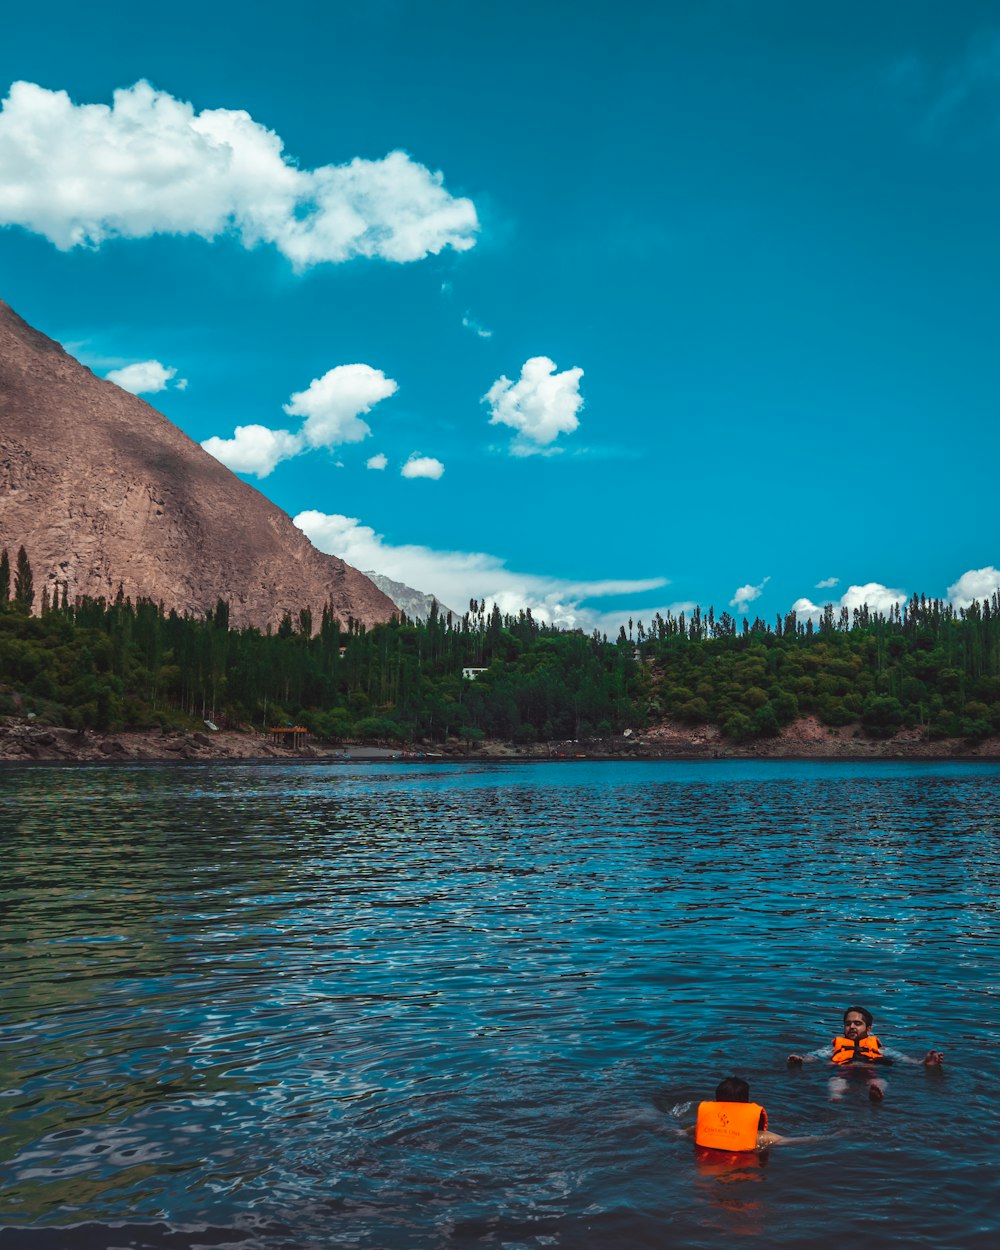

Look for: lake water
[1,760,998,1250]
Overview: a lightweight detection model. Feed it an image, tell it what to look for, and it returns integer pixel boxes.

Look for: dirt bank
[1,715,997,764]
[635,713,999,759]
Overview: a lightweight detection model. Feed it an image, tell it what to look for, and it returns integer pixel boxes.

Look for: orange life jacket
[695,1101,767,1153]
[831,1034,885,1064]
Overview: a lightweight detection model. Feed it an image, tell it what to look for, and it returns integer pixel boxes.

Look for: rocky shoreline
[1,715,997,764]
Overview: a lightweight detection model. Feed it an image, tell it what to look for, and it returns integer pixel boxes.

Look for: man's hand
[922,1050,944,1066]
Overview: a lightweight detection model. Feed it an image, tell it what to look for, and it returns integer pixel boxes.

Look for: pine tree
[0,548,9,609]
[13,546,33,612]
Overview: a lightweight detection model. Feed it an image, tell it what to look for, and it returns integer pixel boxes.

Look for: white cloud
[948,565,1000,608]
[788,582,908,624]
[462,313,492,338]
[815,576,839,589]
[105,359,186,394]
[790,597,822,623]
[284,364,398,448]
[839,582,906,616]
[294,510,667,631]
[484,356,584,454]
[203,362,397,476]
[401,454,444,480]
[0,80,478,267]
[201,365,397,477]
[201,424,302,478]
[729,576,770,615]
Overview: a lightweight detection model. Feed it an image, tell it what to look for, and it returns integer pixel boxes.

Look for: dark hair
[715,1076,750,1102]
[844,1005,873,1028]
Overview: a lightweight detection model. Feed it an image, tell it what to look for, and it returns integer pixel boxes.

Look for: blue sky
[1,1,998,632]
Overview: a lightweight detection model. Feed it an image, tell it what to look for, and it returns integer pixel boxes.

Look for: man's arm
[684,1124,792,1149]
[681,1123,823,1150]
[759,1128,833,1147]
[898,1048,944,1066]
[787,1046,830,1065]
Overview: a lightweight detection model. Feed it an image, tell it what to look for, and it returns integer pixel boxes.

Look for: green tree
[0,548,9,608]
[13,546,33,612]
[861,695,905,738]
[722,711,754,740]
[753,703,780,736]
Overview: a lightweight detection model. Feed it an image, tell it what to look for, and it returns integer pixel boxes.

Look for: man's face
[844,1011,870,1039]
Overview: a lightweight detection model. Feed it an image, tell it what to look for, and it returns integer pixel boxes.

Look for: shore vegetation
[1,547,999,747]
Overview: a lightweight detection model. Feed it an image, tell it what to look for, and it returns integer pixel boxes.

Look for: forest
[1,545,999,745]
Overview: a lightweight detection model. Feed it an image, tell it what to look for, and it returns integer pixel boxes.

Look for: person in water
[692,1076,788,1153]
[787,1005,944,1101]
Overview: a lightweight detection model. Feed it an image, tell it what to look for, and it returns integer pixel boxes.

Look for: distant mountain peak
[364,571,458,622]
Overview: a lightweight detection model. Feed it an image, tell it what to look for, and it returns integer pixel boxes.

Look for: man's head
[843,1006,873,1039]
[715,1076,750,1102]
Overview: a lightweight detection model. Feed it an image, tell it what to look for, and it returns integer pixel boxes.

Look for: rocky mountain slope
[0,300,396,631]
[363,571,458,622]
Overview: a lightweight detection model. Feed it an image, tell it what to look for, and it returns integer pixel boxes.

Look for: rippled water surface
[1,760,998,1249]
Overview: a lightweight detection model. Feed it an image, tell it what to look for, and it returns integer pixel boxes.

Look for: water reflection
[1,761,998,1248]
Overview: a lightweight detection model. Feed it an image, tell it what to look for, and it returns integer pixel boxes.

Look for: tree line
[1,545,998,743]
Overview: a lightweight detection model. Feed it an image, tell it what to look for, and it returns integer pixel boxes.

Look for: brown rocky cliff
[0,299,396,630]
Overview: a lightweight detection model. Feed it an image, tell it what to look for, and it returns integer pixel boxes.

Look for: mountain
[363,571,459,622]
[0,299,396,631]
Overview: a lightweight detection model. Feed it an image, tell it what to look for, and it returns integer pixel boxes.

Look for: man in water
[787,1005,944,1101]
[691,1076,788,1152]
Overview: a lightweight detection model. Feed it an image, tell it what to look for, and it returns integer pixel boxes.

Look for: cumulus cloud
[401,454,444,480]
[790,597,822,623]
[839,582,906,616]
[484,356,584,455]
[0,80,478,267]
[948,565,1000,608]
[815,576,839,589]
[203,363,397,476]
[294,510,667,631]
[789,582,908,623]
[729,576,770,615]
[284,364,398,448]
[105,359,186,394]
[201,424,302,478]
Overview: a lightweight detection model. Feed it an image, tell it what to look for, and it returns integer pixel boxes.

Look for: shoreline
[2,716,998,765]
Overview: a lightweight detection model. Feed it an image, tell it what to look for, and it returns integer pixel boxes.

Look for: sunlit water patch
[1,761,998,1248]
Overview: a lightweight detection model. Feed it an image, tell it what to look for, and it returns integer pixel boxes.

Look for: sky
[1,1,998,633]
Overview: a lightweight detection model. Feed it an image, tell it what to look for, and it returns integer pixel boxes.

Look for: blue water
[1,760,998,1249]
